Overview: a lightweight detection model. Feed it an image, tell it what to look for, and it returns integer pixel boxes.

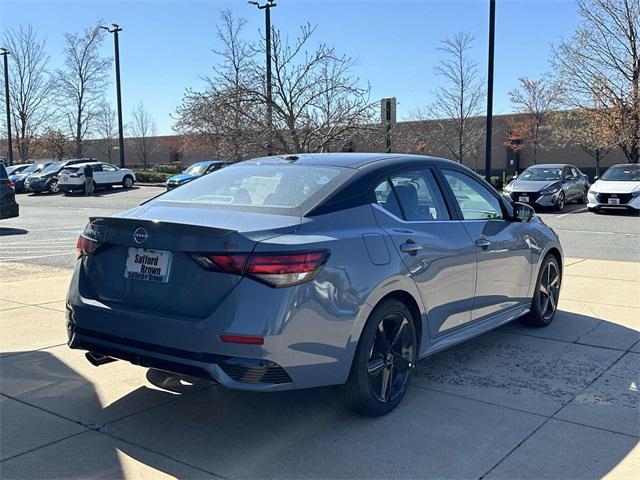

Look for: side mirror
[512,202,534,222]
[593,175,599,181]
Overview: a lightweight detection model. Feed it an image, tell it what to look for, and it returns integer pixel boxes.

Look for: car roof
[241,152,458,169]
[68,161,105,168]
[526,163,572,168]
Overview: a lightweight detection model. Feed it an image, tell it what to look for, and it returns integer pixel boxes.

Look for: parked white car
[588,164,640,213]
[58,162,136,194]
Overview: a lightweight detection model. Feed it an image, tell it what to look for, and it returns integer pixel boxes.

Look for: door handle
[475,238,491,249]
[400,240,423,254]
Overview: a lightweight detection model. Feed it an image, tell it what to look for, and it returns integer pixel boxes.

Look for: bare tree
[129,101,157,168]
[252,24,375,153]
[95,101,117,162]
[553,0,640,163]
[507,76,562,164]
[37,127,70,160]
[55,25,110,157]
[430,32,485,163]
[1,26,55,161]
[175,12,375,156]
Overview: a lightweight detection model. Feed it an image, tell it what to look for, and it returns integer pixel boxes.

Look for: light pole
[249,0,276,156]
[1,48,13,166]
[100,24,125,168]
[484,0,496,182]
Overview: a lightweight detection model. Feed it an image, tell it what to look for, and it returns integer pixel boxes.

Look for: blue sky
[1,0,581,135]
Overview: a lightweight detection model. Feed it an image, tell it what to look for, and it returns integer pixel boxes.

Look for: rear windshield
[61,167,79,174]
[157,163,347,214]
[601,165,640,181]
[20,163,43,174]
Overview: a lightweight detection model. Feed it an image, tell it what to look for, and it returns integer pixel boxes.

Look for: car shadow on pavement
[1,310,637,479]
[0,227,28,236]
[62,187,141,198]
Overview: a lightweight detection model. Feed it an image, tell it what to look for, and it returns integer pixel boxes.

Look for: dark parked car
[68,153,563,416]
[0,163,19,220]
[503,164,588,211]
[166,160,230,190]
[25,158,98,194]
[10,160,53,193]
[6,163,31,176]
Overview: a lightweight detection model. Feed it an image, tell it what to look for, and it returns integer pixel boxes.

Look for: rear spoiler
[88,217,236,238]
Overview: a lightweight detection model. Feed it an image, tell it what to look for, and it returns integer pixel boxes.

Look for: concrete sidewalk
[1,259,638,479]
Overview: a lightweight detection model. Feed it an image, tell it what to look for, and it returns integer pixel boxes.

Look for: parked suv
[503,164,588,211]
[25,158,98,194]
[59,162,136,193]
[0,163,19,220]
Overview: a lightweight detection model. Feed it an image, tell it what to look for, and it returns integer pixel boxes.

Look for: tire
[333,299,418,416]
[555,192,565,212]
[122,175,134,189]
[48,179,60,194]
[521,254,561,328]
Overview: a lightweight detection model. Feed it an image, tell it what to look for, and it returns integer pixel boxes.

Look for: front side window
[375,169,450,221]
[101,164,117,171]
[442,170,503,220]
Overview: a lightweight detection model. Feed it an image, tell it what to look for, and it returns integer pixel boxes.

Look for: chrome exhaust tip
[85,351,117,367]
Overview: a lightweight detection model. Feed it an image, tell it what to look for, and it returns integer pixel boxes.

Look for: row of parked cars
[502,163,640,213]
[7,158,136,194]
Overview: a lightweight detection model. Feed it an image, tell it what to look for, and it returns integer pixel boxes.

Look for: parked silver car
[67,153,563,415]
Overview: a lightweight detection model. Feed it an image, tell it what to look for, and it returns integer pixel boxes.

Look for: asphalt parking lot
[1,187,638,479]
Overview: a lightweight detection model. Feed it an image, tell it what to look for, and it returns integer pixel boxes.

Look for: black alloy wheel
[334,299,417,416]
[522,255,561,327]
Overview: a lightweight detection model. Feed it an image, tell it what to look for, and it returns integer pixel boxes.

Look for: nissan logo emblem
[133,227,149,244]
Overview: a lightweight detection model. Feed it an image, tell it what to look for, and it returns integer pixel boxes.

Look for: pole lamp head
[0,48,9,56]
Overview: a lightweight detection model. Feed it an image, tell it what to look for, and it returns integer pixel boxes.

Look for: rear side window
[61,167,79,174]
[442,169,503,220]
[375,169,450,221]
[158,163,346,213]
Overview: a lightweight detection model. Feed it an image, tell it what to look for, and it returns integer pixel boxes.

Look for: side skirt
[419,305,530,359]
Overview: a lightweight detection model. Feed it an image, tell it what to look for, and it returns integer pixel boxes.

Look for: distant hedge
[134,170,171,183]
[152,164,182,174]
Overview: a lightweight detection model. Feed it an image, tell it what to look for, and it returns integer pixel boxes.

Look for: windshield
[41,161,64,174]
[600,165,640,181]
[519,167,563,181]
[184,164,209,175]
[20,163,44,175]
[159,163,346,213]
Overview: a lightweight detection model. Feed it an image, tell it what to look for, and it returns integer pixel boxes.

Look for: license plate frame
[124,248,173,283]
[607,198,620,205]
[519,195,530,203]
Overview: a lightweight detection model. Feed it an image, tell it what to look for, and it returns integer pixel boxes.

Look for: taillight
[191,250,330,288]
[76,235,100,258]
[219,334,264,345]
[5,179,15,190]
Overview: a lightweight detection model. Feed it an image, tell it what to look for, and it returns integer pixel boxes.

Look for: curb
[136,182,166,187]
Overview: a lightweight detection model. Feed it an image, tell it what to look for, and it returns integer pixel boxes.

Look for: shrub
[151,163,182,174]
[134,170,172,183]
[489,175,504,191]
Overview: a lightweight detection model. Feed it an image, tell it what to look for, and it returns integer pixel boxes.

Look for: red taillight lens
[76,235,100,258]
[191,250,330,288]
[5,180,15,190]
[219,334,264,345]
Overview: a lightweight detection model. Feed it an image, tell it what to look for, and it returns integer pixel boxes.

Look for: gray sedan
[503,164,589,211]
[66,153,563,415]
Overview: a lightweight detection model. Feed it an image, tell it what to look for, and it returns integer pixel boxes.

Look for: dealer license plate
[125,248,173,283]
[608,198,620,205]
[519,195,529,203]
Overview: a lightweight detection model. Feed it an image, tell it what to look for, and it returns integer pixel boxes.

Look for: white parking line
[0,238,78,246]
[557,207,588,219]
